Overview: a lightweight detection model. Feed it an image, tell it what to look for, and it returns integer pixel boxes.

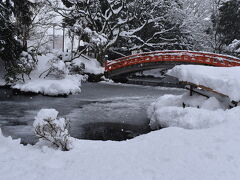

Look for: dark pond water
[0,82,185,144]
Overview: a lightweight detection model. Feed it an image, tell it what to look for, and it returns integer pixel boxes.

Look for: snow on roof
[167,65,240,102]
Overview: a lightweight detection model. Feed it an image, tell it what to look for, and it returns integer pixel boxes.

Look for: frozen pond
[0,82,185,144]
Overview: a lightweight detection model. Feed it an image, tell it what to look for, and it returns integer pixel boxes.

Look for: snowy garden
[1,65,240,180]
[1,0,240,180]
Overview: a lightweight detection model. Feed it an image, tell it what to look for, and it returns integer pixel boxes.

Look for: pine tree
[0,0,23,82]
[13,0,35,50]
[217,0,240,45]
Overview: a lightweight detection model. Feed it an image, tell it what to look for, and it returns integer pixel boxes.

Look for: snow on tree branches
[46,0,189,64]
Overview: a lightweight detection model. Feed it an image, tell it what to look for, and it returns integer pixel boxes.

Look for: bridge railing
[105,50,240,72]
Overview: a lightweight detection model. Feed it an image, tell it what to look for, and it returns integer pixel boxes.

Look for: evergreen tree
[0,0,23,82]
[13,0,35,50]
[217,0,240,45]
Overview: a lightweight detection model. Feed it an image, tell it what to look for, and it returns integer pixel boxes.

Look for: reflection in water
[0,83,185,144]
[81,122,151,141]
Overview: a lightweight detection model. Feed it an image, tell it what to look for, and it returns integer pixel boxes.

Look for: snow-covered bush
[18,50,37,76]
[33,109,73,151]
[47,58,69,79]
[40,51,87,78]
[69,61,85,75]
[40,52,70,79]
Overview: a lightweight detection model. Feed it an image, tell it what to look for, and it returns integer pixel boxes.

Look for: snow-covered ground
[167,65,240,101]
[11,53,103,96]
[1,104,240,180]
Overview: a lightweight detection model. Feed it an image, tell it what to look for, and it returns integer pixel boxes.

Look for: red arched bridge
[105,50,240,78]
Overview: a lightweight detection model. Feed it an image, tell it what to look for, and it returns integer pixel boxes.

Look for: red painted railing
[105,50,240,72]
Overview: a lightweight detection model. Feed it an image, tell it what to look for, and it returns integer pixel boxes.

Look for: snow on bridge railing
[105,50,240,72]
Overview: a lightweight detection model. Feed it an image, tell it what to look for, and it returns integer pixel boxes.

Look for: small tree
[34,109,73,151]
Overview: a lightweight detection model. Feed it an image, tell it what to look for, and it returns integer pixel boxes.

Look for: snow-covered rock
[167,65,240,101]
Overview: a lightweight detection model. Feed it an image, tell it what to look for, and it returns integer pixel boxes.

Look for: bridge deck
[105,50,240,78]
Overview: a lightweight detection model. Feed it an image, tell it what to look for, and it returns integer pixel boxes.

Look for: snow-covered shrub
[41,51,87,78]
[48,58,69,79]
[41,52,70,79]
[18,50,37,75]
[33,109,73,151]
[69,61,85,75]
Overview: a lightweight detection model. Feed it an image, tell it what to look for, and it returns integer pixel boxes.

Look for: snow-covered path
[0,83,185,143]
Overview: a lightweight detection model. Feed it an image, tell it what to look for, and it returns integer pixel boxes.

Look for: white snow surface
[1,103,240,180]
[13,75,82,96]
[34,109,59,123]
[147,93,231,129]
[34,109,67,132]
[167,65,240,101]
[72,56,104,74]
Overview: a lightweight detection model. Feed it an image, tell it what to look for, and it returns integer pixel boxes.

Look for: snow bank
[72,56,104,74]
[13,75,82,96]
[147,93,230,129]
[1,105,240,180]
[167,65,240,101]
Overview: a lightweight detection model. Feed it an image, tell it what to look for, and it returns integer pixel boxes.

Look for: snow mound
[72,56,104,74]
[13,75,82,96]
[148,93,229,129]
[167,65,240,101]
